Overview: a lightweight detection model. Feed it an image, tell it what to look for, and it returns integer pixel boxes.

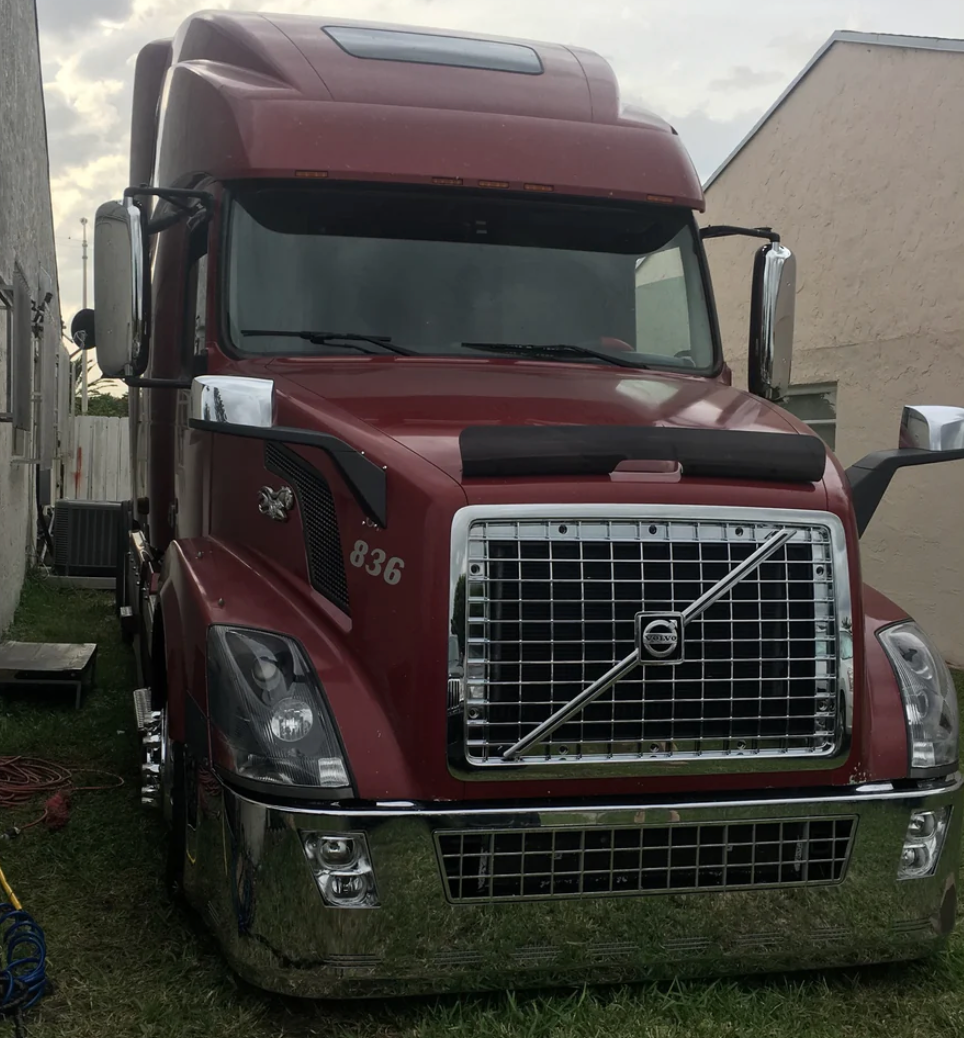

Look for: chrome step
[133,688,163,808]
[133,687,154,731]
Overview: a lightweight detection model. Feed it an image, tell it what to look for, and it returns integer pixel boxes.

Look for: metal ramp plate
[0,641,98,709]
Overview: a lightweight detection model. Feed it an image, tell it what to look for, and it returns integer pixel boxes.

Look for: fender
[857,584,913,781]
[158,535,418,799]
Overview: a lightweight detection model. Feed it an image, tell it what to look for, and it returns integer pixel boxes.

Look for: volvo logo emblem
[642,621,678,656]
[635,613,684,664]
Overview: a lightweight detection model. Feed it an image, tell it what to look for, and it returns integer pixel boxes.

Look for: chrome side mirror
[93,198,146,378]
[748,243,796,402]
[900,405,964,451]
[190,375,274,427]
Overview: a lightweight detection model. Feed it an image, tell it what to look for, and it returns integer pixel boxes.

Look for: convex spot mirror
[70,308,96,351]
[92,198,147,379]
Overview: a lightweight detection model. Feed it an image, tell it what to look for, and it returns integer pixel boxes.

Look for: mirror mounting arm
[850,405,964,536]
[700,225,781,244]
[848,448,964,537]
[123,186,215,237]
[125,377,193,389]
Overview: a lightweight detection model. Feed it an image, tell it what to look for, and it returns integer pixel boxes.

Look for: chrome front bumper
[184,775,963,998]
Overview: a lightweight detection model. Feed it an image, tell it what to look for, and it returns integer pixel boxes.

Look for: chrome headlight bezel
[898,808,952,881]
[877,620,959,776]
[301,832,380,909]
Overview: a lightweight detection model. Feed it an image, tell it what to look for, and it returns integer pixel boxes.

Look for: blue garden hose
[0,864,46,1020]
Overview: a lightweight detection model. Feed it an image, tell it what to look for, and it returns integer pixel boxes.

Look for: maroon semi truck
[77,10,964,998]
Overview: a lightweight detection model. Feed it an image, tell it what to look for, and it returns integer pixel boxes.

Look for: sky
[36,0,964,325]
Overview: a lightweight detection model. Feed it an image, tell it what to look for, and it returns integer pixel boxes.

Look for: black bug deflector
[459,426,827,483]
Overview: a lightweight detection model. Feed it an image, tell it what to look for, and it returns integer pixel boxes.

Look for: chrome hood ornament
[258,485,295,522]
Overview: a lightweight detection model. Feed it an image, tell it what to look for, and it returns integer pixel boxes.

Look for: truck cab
[77,11,964,997]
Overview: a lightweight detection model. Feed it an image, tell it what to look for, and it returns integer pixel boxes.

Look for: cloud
[44,56,125,138]
[74,31,140,83]
[768,29,834,66]
[43,92,104,170]
[36,0,134,36]
[667,108,768,182]
[709,65,786,93]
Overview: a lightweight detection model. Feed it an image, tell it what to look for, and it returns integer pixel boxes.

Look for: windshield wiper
[241,330,414,356]
[460,342,640,368]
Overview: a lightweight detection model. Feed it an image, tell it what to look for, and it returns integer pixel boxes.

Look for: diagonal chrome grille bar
[500,528,797,761]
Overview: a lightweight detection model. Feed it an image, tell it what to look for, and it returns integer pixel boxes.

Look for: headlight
[207,626,350,789]
[878,621,959,773]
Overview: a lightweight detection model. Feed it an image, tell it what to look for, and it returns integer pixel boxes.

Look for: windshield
[225,184,717,372]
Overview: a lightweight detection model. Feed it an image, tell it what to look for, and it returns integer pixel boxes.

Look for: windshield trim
[217,181,724,377]
[691,211,725,380]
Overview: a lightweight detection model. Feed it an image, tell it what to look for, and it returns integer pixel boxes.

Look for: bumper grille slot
[461,517,841,763]
[436,818,855,903]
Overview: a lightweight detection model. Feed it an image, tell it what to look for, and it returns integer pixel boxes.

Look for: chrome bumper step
[133,687,163,809]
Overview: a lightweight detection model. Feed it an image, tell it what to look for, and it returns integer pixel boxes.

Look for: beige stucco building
[702,30,964,664]
[0,0,67,630]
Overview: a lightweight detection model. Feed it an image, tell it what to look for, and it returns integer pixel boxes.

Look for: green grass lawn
[2,572,964,1037]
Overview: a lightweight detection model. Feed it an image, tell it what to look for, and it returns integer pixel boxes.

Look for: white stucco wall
[0,0,63,631]
[703,39,964,664]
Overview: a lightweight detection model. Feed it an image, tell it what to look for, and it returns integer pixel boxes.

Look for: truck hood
[269,357,800,481]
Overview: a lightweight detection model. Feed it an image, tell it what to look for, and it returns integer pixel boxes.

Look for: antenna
[80,217,88,415]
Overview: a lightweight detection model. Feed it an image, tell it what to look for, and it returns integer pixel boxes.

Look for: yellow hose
[0,864,22,911]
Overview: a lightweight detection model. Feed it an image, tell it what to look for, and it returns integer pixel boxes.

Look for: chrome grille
[459,515,843,764]
[436,818,856,903]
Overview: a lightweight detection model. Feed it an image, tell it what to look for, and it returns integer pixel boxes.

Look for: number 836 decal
[350,540,404,585]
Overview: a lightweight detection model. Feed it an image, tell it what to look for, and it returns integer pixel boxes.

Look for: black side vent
[264,442,350,614]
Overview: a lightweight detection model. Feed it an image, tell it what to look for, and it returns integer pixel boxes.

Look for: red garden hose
[0,756,124,833]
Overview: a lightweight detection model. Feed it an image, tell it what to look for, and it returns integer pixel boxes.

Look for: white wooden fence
[63,416,130,502]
